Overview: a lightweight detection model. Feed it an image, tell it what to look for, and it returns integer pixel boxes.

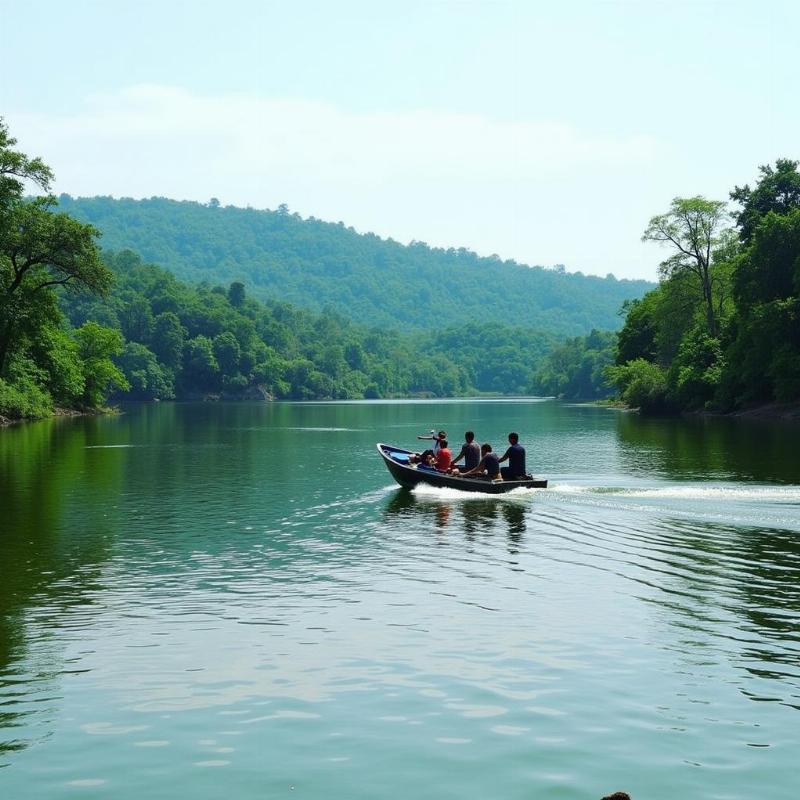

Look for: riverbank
[592,398,800,421]
[725,402,800,421]
[0,406,111,427]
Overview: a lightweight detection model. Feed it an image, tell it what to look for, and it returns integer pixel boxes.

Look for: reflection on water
[1,400,799,799]
[384,488,527,545]
[615,413,800,483]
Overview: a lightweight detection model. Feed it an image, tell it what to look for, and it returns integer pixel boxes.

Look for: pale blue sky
[2,0,798,280]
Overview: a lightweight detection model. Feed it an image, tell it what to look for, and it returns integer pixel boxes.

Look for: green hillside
[58,195,652,336]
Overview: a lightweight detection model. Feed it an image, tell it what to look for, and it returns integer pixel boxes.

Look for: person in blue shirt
[498,432,528,481]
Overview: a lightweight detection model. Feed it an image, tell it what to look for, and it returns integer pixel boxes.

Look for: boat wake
[550,483,800,503]
[411,483,542,501]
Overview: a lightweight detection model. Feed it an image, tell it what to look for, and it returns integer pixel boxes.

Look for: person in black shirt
[461,443,502,481]
[498,432,527,481]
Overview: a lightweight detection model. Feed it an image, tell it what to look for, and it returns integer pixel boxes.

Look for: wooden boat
[377,443,548,495]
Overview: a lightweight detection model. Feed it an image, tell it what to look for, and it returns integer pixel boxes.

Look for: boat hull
[377,443,547,494]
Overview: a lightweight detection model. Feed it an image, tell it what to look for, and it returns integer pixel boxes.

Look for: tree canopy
[57,194,653,337]
[610,160,800,413]
[0,120,118,418]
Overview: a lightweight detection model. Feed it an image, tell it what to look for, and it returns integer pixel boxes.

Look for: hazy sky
[2,0,798,280]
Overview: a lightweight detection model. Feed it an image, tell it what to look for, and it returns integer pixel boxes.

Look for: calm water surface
[1,400,799,799]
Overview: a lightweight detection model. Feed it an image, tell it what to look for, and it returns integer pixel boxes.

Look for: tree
[731,159,800,243]
[0,118,53,205]
[118,294,154,342]
[605,358,669,414]
[734,209,800,306]
[151,311,185,369]
[182,335,219,390]
[227,281,245,307]
[116,342,175,400]
[212,331,241,374]
[1,121,112,376]
[642,196,729,338]
[74,322,129,407]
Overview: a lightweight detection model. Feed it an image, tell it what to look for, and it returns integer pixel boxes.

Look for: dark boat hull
[377,443,548,494]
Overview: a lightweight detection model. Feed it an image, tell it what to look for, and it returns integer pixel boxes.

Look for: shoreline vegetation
[604,162,800,417]
[4,396,800,430]
[2,120,798,426]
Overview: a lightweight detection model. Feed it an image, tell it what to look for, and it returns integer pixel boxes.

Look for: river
[1,400,799,799]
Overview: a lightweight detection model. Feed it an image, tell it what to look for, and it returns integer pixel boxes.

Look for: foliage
[605,359,669,413]
[668,327,725,410]
[642,196,730,337]
[56,250,559,402]
[611,160,800,414]
[0,118,53,205]
[0,357,53,419]
[116,342,175,400]
[531,329,616,399]
[0,121,117,418]
[57,194,653,336]
[74,322,129,407]
[731,159,800,243]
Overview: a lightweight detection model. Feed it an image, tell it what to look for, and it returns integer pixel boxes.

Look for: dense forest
[607,159,800,413]
[531,329,616,400]
[5,117,796,422]
[61,249,556,404]
[0,119,634,421]
[57,195,652,337]
[1,119,560,418]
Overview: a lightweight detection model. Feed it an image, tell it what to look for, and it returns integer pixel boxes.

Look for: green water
[1,400,799,799]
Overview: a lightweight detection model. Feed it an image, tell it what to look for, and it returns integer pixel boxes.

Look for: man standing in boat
[498,432,528,481]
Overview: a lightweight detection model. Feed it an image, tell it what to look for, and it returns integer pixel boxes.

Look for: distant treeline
[57,194,652,337]
[9,117,793,421]
[61,250,556,404]
[0,118,630,421]
[0,109,561,419]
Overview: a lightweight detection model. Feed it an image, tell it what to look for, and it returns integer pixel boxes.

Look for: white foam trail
[550,484,800,502]
[286,427,364,432]
[84,444,138,449]
[411,483,541,501]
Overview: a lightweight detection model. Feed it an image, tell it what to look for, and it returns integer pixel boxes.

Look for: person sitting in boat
[435,439,452,472]
[460,443,502,481]
[498,432,529,481]
[410,429,447,463]
[450,430,480,475]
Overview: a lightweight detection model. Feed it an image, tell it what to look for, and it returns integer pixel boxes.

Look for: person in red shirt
[435,439,452,472]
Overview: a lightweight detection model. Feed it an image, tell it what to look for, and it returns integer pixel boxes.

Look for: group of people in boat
[410,429,530,482]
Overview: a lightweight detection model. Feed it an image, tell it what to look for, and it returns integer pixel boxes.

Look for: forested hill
[58,195,653,336]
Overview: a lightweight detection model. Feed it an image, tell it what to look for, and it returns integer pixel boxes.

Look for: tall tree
[0,121,112,375]
[642,196,728,337]
[731,159,800,244]
[0,118,52,204]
